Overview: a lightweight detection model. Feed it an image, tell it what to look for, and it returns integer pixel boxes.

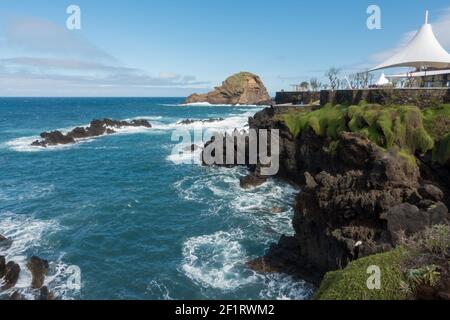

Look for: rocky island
[31,118,152,147]
[184,72,272,105]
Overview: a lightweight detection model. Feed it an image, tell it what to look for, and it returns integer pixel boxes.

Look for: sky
[0,0,449,97]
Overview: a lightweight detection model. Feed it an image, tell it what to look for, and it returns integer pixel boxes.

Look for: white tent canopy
[370,11,450,71]
[375,73,390,85]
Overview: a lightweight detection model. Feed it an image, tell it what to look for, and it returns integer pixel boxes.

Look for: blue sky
[0,0,449,96]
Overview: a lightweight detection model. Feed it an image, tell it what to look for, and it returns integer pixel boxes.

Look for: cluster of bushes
[282,103,450,165]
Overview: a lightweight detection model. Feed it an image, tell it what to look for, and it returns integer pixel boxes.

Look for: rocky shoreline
[201,103,450,299]
[1,235,53,300]
[31,118,152,147]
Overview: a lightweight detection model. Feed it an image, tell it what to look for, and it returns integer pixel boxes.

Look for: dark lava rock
[27,256,49,289]
[247,130,448,282]
[2,261,21,290]
[32,131,75,147]
[178,118,224,125]
[0,235,12,250]
[38,286,54,300]
[240,174,267,189]
[31,118,152,147]
[271,207,283,214]
[383,202,449,244]
[419,184,444,202]
[0,256,5,278]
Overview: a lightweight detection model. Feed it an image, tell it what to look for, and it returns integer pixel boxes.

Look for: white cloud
[0,16,210,96]
[3,16,116,62]
[158,72,180,80]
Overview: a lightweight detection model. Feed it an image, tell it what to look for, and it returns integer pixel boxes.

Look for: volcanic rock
[2,261,20,290]
[0,235,12,250]
[185,72,272,105]
[27,256,49,289]
[0,256,5,278]
[178,118,224,125]
[31,118,152,147]
[240,174,267,189]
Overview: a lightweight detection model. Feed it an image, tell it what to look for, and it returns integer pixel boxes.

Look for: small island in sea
[184,72,273,106]
[0,1,449,306]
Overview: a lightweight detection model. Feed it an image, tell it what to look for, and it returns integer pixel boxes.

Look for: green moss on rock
[432,133,450,165]
[283,103,437,157]
[314,248,409,300]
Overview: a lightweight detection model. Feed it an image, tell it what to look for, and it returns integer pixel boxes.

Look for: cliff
[202,102,450,299]
[184,72,272,105]
[246,103,450,298]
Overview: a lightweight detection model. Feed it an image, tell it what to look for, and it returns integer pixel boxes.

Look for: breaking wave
[181,230,258,290]
[0,212,80,300]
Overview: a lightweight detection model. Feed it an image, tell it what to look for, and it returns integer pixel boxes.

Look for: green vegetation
[282,103,450,164]
[223,72,254,93]
[422,104,450,140]
[314,248,408,300]
[315,225,450,300]
[432,133,450,165]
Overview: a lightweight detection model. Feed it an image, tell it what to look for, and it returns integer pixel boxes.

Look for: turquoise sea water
[0,98,312,300]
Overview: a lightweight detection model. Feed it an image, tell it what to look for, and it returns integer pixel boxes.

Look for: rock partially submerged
[27,256,49,289]
[31,118,152,147]
[0,251,56,300]
[0,235,12,250]
[178,118,224,125]
[185,72,272,105]
[0,256,5,278]
[240,174,267,189]
[2,261,20,290]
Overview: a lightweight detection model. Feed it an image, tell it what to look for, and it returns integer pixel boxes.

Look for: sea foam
[0,212,80,300]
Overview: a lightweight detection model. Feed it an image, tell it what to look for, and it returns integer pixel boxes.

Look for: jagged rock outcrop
[0,256,55,300]
[0,235,12,250]
[245,107,450,284]
[31,119,152,147]
[185,72,272,105]
[0,256,5,278]
[199,104,450,293]
[27,256,49,289]
[240,174,267,189]
[177,118,224,125]
[2,261,20,290]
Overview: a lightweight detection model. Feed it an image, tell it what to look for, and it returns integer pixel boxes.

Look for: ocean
[0,97,312,300]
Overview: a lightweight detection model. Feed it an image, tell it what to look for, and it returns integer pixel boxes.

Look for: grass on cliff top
[222,72,255,93]
[422,104,450,140]
[315,225,450,300]
[282,103,450,162]
[314,248,408,300]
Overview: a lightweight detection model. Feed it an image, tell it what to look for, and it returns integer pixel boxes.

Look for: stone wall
[275,91,321,105]
[319,88,450,109]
